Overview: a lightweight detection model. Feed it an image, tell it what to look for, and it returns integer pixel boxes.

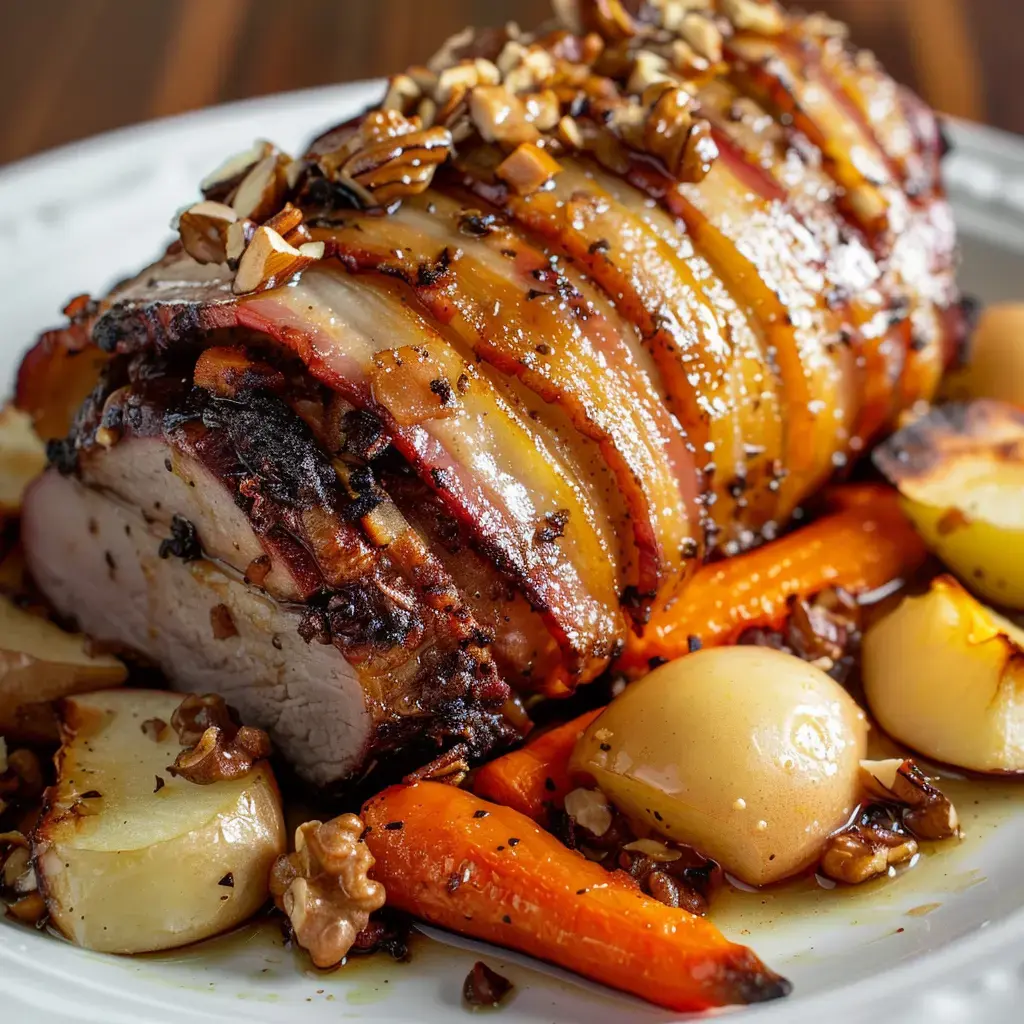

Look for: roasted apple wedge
[863,575,1024,773]
[32,689,285,953]
[874,400,1024,609]
[0,594,127,737]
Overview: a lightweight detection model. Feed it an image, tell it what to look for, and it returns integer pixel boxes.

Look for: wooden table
[1,0,1019,167]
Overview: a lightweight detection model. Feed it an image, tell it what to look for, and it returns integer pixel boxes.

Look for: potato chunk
[863,575,1024,773]
[874,400,1024,609]
[32,689,285,953]
[0,405,47,517]
[0,593,127,737]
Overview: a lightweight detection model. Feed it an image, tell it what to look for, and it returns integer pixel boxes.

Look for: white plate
[3,82,1024,1024]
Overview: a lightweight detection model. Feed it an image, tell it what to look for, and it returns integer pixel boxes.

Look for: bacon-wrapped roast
[16,0,961,788]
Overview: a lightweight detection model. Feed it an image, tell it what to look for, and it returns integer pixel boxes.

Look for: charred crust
[158,514,202,562]
[416,248,452,288]
[457,210,497,238]
[343,408,390,461]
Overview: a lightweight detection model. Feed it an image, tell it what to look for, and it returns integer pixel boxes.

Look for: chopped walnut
[721,0,786,35]
[819,807,919,885]
[177,200,238,264]
[232,225,324,296]
[270,814,386,968]
[314,110,453,208]
[168,693,270,785]
[402,743,471,786]
[200,140,275,202]
[168,724,271,785]
[496,142,562,195]
[171,693,239,745]
[860,759,960,841]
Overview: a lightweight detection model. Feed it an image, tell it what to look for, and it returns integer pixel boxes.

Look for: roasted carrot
[475,484,925,823]
[619,483,926,672]
[362,782,789,1012]
[473,708,601,821]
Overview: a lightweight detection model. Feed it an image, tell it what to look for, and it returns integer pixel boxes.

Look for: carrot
[473,708,602,821]
[619,483,926,672]
[475,484,925,823]
[362,782,789,1012]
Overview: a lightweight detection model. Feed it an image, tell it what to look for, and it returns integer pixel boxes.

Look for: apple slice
[873,400,1024,610]
[863,575,1024,773]
[32,689,285,953]
[0,594,127,737]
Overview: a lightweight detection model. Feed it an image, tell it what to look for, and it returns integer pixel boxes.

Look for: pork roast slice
[22,470,371,788]
[20,352,515,787]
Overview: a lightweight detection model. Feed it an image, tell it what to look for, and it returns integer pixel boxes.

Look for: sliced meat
[97,255,625,684]
[23,470,371,789]
[24,353,515,786]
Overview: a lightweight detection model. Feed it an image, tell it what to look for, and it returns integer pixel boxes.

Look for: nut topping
[232,225,324,296]
[721,0,786,35]
[200,140,275,201]
[231,151,292,222]
[270,813,386,968]
[167,692,271,784]
[171,692,239,745]
[314,109,453,208]
[496,142,562,195]
[177,200,238,264]
[819,812,918,886]
[679,12,723,64]
[860,758,960,841]
[167,723,271,785]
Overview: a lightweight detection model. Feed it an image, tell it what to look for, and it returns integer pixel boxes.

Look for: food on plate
[0,0,997,1013]
[0,405,47,518]
[874,400,1024,610]
[476,484,923,822]
[361,781,790,1012]
[270,813,386,967]
[943,304,1024,407]
[0,593,127,738]
[16,0,958,797]
[571,647,868,886]
[30,689,285,953]
[863,575,1024,773]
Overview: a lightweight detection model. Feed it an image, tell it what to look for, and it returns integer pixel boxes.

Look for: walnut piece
[200,140,275,202]
[496,142,562,195]
[270,814,386,968]
[315,110,453,208]
[171,693,239,745]
[177,200,238,264]
[860,758,960,841]
[232,225,324,296]
[168,724,270,785]
[167,693,271,785]
[819,809,919,885]
[721,0,786,35]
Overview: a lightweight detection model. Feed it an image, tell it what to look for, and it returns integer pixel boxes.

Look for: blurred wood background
[1,0,1020,167]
